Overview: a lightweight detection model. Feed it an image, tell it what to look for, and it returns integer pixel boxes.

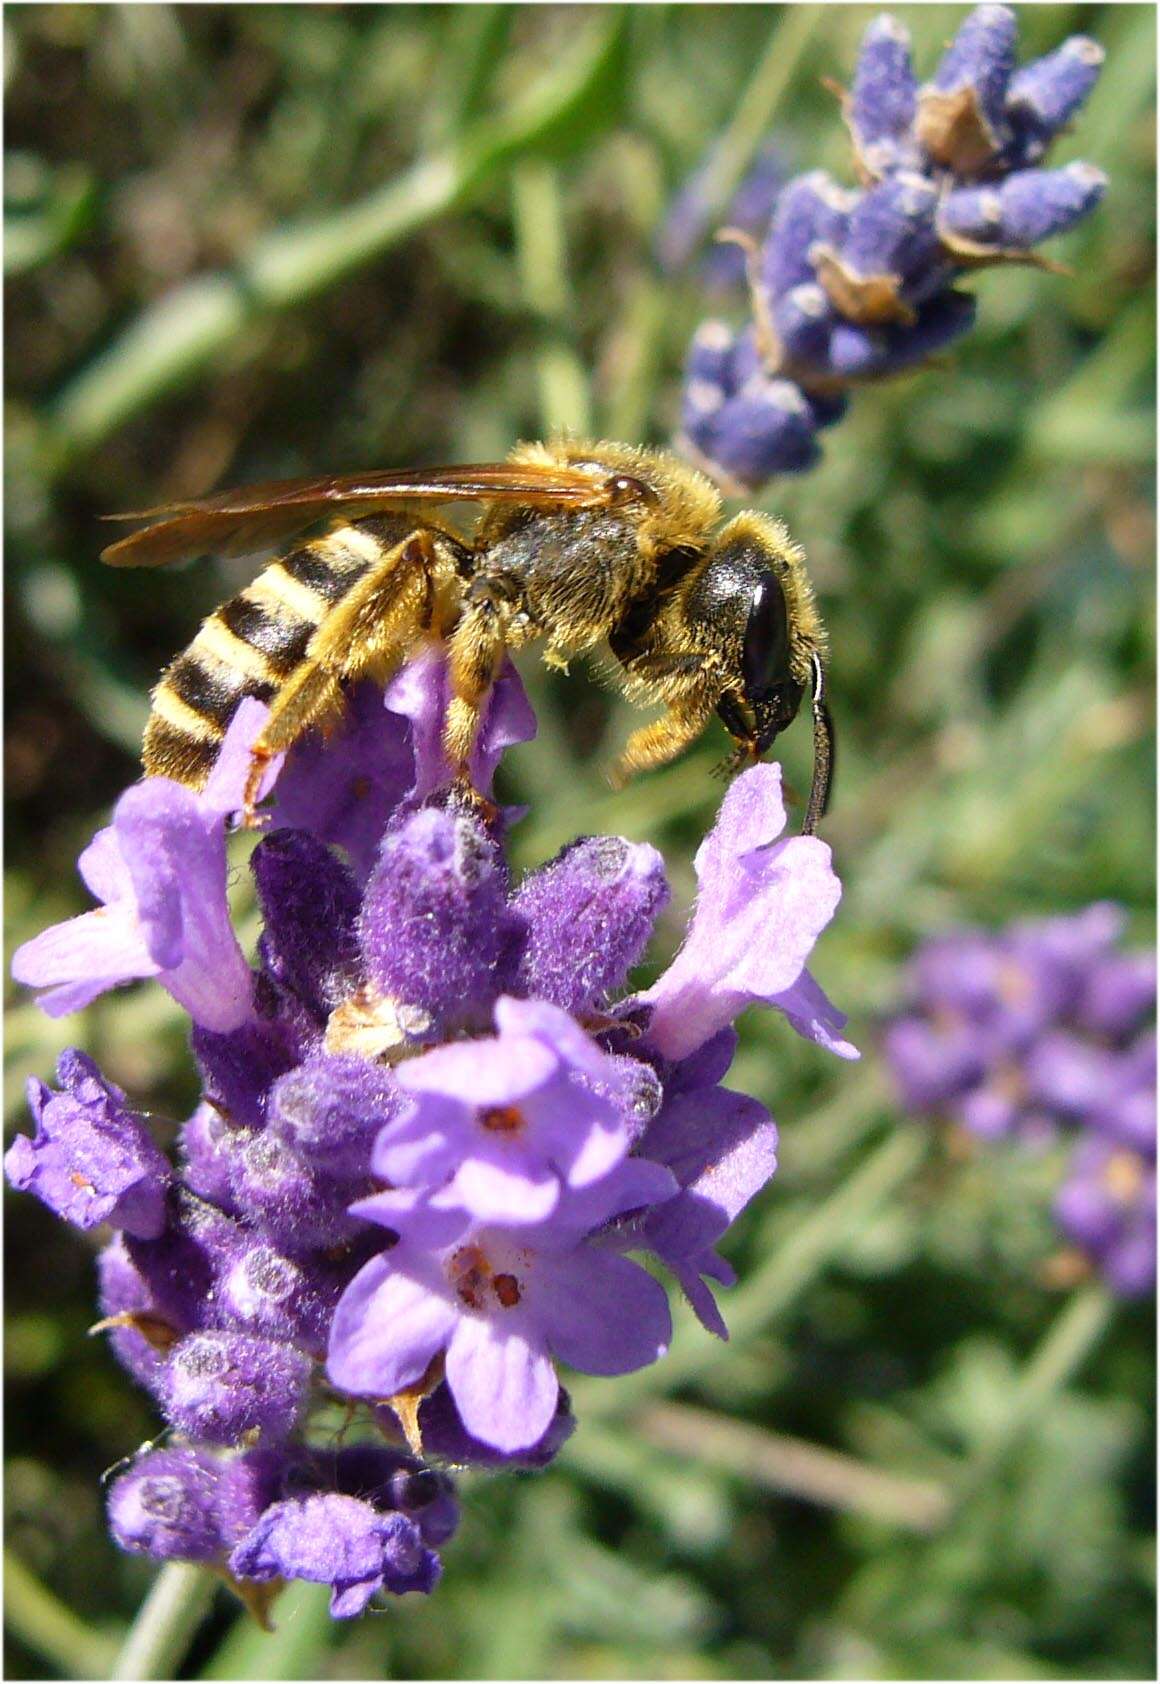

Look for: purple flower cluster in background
[7,652,853,1617]
[678,6,1107,491]
[884,905,1156,1299]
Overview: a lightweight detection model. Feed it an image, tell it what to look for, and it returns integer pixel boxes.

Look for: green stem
[110,1562,216,1682]
[949,1280,1116,1515]
[3,1549,118,1680]
[511,160,591,436]
[633,1402,950,1532]
[688,4,824,228]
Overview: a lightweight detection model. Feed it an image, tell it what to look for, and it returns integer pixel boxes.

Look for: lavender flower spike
[679,5,1106,492]
[10,633,856,1611]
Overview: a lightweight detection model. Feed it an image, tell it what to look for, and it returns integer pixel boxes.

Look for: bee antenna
[802,651,834,835]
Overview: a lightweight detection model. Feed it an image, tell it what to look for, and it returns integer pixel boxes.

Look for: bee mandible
[102,438,834,830]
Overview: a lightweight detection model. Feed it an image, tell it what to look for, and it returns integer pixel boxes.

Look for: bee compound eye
[742,573,791,699]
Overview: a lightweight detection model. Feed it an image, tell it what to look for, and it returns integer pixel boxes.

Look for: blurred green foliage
[4,5,1154,1679]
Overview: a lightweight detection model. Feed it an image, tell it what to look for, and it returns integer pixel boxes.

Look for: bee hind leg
[241,529,447,825]
[443,574,526,789]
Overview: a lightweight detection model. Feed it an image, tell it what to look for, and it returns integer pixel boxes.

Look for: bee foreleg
[610,690,717,788]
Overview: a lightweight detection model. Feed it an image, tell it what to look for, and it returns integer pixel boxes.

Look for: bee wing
[100,462,616,568]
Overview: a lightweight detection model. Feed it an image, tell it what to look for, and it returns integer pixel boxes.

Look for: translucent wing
[100,461,618,568]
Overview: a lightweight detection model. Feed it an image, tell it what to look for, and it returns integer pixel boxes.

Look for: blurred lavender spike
[678,4,1107,493]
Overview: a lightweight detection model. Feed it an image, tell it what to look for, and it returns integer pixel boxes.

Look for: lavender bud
[829,290,976,377]
[179,1101,240,1209]
[513,836,669,1014]
[1007,36,1105,160]
[228,1130,366,1251]
[696,380,821,488]
[759,171,852,300]
[919,4,1018,171]
[252,829,364,1018]
[268,1055,407,1176]
[682,320,738,421]
[941,162,1107,251]
[358,808,525,1026]
[162,1330,312,1446]
[771,283,835,367]
[96,1236,173,1392]
[849,14,918,167]
[107,1448,223,1562]
[191,1018,298,1130]
[838,172,940,289]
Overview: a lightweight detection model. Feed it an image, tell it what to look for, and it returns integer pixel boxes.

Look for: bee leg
[610,693,717,788]
[241,530,445,825]
[242,665,347,825]
[443,575,523,782]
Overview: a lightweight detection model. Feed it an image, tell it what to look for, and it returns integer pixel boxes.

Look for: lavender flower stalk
[7,652,853,1617]
[884,907,1156,1299]
[679,6,1107,491]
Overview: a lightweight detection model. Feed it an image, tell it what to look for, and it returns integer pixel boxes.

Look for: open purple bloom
[642,763,854,1062]
[329,1158,676,1452]
[385,643,536,806]
[10,704,272,1031]
[377,996,638,1224]
[5,1051,170,1237]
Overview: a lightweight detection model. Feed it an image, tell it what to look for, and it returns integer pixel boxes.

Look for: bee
[103,438,834,830]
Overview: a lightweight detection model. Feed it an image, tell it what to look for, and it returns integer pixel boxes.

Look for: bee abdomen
[142,527,381,788]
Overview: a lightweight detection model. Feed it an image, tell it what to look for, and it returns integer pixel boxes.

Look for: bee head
[693,515,833,832]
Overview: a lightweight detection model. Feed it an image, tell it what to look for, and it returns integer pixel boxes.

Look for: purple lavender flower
[10,648,851,1614]
[885,906,1156,1297]
[10,703,273,1031]
[641,762,855,1062]
[230,1495,439,1617]
[5,1051,170,1237]
[1055,1139,1156,1300]
[679,6,1106,491]
[886,906,1154,1146]
[375,997,639,1224]
[329,1158,678,1452]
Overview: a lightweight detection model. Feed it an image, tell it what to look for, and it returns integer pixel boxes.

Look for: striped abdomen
[143,520,403,788]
